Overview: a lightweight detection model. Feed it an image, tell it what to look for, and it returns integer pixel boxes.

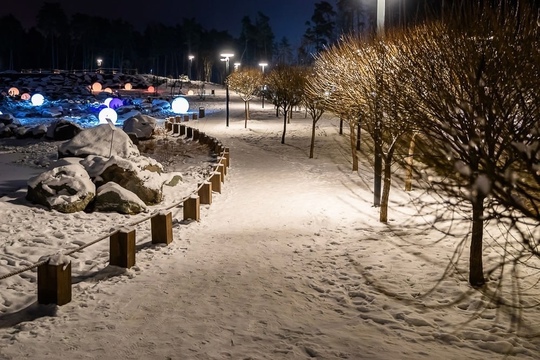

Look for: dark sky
[1,0,322,46]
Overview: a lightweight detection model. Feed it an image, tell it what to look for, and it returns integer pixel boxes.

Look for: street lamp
[97,58,103,71]
[374,0,385,207]
[377,0,385,33]
[188,55,194,80]
[220,52,234,127]
[259,62,268,73]
[234,62,241,71]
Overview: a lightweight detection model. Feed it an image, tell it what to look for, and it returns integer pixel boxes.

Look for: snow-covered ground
[1,87,539,359]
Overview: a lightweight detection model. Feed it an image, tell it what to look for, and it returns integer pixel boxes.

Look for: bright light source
[8,87,19,96]
[98,108,118,124]
[21,93,30,100]
[148,86,155,92]
[104,97,113,107]
[31,93,45,106]
[171,97,189,114]
[220,53,234,58]
[124,83,132,90]
[104,88,113,93]
[92,82,102,92]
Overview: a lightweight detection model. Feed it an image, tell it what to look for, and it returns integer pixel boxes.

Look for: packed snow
[0,84,539,360]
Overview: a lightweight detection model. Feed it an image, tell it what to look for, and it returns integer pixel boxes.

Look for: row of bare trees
[226,1,540,301]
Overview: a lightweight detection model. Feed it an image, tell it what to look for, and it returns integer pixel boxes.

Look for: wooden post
[184,115,190,122]
[165,120,172,132]
[210,171,222,193]
[193,129,200,141]
[216,163,225,182]
[186,126,193,138]
[180,124,186,136]
[198,181,212,205]
[222,150,230,168]
[175,116,182,123]
[110,228,136,268]
[38,260,72,305]
[199,133,207,144]
[192,113,198,120]
[151,212,173,245]
[183,195,200,221]
[219,157,228,176]
[172,123,180,134]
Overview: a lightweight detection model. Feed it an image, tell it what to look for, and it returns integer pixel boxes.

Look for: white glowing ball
[124,83,132,90]
[187,90,194,95]
[98,108,118,124]
[103,97,113,107]
[171,97,189,114]
[31,93,45,106]
[92,82,102,91]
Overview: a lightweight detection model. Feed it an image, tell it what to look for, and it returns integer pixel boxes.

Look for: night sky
[1,0,322,45]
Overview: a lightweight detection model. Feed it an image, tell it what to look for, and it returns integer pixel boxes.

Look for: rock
[46,119,83,141]
[122,114,157,140]
[94,182,147,214]
[31,124,48,138]
[58,124,140,159]
[26,163,96,213]
[0,124,12,138]
[13,126,32,139]
[81,155,163,205]
[0,113,14,125]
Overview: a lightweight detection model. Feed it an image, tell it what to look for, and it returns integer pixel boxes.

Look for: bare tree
[265,65,306,144]
[226,67,264,128]
[303,72,326,158]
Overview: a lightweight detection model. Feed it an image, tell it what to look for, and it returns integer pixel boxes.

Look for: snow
[0,86,540,359]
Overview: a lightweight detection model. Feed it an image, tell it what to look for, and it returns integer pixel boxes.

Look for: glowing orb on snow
[124,83,132,90]
[103,97,113,107]
[21,93,31,100]
[8,87,19,96]
[92,82,102,92]
[171,97,189,114]
[148,86,155,92]
[31,93,45,106]
[104,87,113,93]
[98,108,118,124]
[109,98,123,110]
[187,90,194,95]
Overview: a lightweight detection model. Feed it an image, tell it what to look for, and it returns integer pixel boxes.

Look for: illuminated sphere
[124,83,132,90]
[109,98,123,110]
[171,97,189,114]
[21,93,31,100]
[92,82,102,92]
[148,86,155,92]
[187,90,194,95]
[98,108,118,124]
[103,97,113,107]
[31,94,45,106]
[8,87,19,96]
[104,87,113,93]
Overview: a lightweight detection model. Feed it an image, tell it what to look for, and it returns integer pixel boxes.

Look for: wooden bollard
[210,171,222,193]
[192,113,198,120]
[216,163,225,182]
[186,126,193,138]
[180,124,186,136]
[165,121,172,131]
[38,260,72,306]
[175,116,182,123]
[199,133,207,144]
[110,228,136,268]
[198,181,212,205]
[172,123,180,134]
[183,115,190,122]
[151,211,173,245]
[219,157,228,176]
[222,150,230,168]
[183,195,200,221]
[193,129,200,141]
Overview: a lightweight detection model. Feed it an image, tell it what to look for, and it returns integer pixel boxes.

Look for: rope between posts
[0,126,227,282]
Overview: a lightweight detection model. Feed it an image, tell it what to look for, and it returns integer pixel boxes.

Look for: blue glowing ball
[31,94,45,106]
[109,98,123,110]
[171,97,189,114]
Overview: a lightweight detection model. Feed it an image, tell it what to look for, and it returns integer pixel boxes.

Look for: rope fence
[0,117,230,306]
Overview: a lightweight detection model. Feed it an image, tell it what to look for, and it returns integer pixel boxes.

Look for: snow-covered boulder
[58,124,140,159]
[0,113,15,125]
[26,163,96,213]
[0,123,11,138]
[94,182,147,214]
[46,119,83,141]
[122,114,157,140]
[81,155,163,205]
[31,124,48,138]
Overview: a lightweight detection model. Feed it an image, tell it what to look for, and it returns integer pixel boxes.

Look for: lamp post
[96,58,103,72]
[220,53,234,127]
[259,62,267,73]
[188,55,194,80]
[373,0,385,207]
[259,63,268,109]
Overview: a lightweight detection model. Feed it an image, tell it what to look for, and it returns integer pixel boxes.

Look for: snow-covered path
[1,94,539,360]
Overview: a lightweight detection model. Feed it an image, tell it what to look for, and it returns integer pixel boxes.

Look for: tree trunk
[469,195,486,287]
[339,118,343,135]
[380,147,395,223]
[349,121,358,171]
[404,132,417,191]
[356,117,362,151]
[281,107,288,144]
[244,101,249,128]
[310,120,316,158]
[373,117,382,207]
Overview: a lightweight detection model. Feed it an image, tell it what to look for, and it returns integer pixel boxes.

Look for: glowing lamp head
[109,98,123,110]
[171,97,189,114]
[124,83,132,90]
[92,82,102,92]
[31,94,45,106]
[98,108,118,124]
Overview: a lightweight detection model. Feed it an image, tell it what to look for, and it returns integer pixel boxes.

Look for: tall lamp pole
[259,62,268,108]
[373,0,385,207]
[188,55,194,80]
[221,53,234,127]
